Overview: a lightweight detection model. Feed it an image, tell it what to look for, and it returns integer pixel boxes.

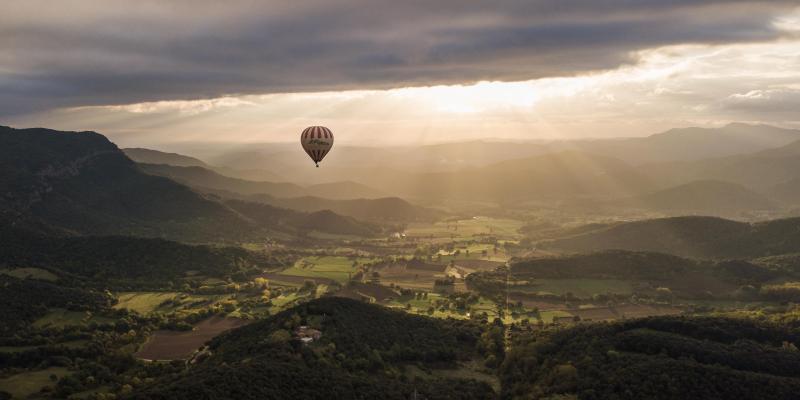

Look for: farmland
[135,316,249,360]
[277,255,377,284]
[0,367,71,398]
[0,267,58,282]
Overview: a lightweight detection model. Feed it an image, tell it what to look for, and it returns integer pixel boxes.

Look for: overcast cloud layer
[2,0,799,116]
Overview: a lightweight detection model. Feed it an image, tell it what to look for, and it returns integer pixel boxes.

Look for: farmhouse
[294,326,322,344]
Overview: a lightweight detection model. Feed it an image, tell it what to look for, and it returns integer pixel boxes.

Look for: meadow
[0,367,71,398]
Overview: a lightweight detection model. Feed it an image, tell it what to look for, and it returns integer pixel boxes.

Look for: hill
[224,201,384,237]
[560,123,800,165]
[501,316,800,399]
[229,193,442,222]
[643,137,800,195]
[545,216,800,259]
[628,180,776,214]
[129,297,497,400]
[139,163,386,200]
[377,151,654,201]
[0,226,280,288]
[138,163,308,198]
[123,148,209,168]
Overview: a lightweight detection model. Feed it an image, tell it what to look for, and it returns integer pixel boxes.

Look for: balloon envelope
[300,126,334,167]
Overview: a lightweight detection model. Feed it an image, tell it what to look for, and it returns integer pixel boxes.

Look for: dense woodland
[501,317,800,399]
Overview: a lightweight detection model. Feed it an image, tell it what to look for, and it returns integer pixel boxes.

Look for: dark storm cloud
[0,0,796,115]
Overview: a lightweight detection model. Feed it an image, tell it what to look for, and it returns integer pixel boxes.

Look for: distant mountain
[224,200,384,237]
[305,181,387,200]
[200,123,798,187]
[130,297,495,400]
[558,123,800,165]
[626,180,776,214]
[545,215,800,259]
[237,194,442,222]
[644,137,800,193]
[139,163,387,200]
[123,148,209,168]
[124,147,287,182]
[0,126,383,241]
[383,151,654,201]
[139,163,308,197]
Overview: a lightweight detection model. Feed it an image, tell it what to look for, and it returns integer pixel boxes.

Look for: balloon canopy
[300,126,334,167]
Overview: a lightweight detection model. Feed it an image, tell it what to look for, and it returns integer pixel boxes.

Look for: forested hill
[128,297,497,400]
[545,216,800,259]
[501,316,800,399]
[0,225,285,287]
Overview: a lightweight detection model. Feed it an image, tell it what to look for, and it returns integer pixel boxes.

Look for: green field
[0,367,71,398]
[33,309,114,329]
[279,256,375,283]
[114,292,181,314]
[0,267,58,281]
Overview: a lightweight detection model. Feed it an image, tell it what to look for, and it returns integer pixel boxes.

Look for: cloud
[0,0,797,116]
[722,88,800,113]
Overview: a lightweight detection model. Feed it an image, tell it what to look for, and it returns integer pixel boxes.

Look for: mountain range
[0,126,383,242]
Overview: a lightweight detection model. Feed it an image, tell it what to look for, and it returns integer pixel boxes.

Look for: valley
[5,124,800,399]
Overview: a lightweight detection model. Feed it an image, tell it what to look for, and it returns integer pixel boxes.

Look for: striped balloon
[300,126,334,167]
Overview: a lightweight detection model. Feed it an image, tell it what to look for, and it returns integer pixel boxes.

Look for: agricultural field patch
[114,292,182,314]
[0,267,58,282]
[279,256,375,284]
[0,367,71,399]
[32,309,114,329]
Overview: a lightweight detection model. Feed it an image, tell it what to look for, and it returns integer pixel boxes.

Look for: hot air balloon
[300,126,334,167]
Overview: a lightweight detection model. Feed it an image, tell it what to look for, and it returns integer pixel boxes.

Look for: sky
[2,0,800,149]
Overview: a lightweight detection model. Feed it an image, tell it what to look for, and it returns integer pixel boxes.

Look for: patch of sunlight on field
[114,292,181,314]
[540,310,573,323]
[269,293,304,313]
[0,367,71,398]
[0,267,58,281]
[33,309,114,329]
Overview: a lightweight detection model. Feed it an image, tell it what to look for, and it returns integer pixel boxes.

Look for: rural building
[294,326,323,344]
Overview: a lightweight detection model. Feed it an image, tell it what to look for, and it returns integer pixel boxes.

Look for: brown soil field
[508,293,564,310]
[135,316,249,361]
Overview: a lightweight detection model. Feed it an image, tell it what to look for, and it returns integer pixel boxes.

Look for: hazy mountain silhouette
[0,126,383,241]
